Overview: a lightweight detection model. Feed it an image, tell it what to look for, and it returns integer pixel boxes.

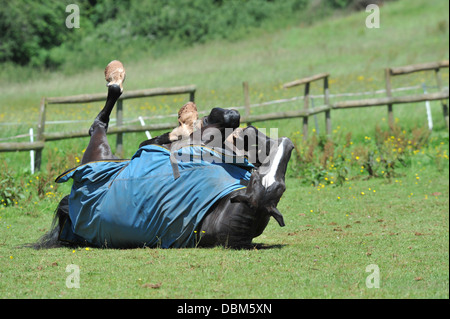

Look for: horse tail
[32,195,70,249]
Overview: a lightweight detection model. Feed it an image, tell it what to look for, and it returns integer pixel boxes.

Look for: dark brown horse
[34,61,294,249]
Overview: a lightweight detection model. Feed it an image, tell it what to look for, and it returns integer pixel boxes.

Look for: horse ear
[268,207,285,227]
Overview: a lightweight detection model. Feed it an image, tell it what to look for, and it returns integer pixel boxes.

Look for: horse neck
[199,190,270,248]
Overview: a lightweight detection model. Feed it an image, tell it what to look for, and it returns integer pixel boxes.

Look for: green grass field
[1,169,448,298]
[0,0,449,299]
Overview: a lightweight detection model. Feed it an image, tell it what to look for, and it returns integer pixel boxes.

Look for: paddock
[0,0,448,300]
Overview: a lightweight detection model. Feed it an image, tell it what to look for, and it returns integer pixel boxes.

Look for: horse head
[230,136,294,228]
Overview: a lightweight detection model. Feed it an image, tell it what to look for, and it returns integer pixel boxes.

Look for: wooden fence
[240,60,449,140]
[0,60,448,171]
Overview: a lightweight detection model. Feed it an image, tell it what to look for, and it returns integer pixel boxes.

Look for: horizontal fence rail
[332,91,449,109]
[241,105,332,123]
[283,73,330,89]
[389,60,449,76]
[42,122,177,141]
[45,85,197,104]
[0,141,44,152]
[0,60,448,172]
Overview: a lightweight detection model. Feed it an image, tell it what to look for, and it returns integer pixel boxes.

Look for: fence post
[324,75,331,136]
[303,82,310,140]
[189,90,195,103]
[115,99,124,158]
[35,97,47,171]
[385,68,394,128]
[434,68,449,130]
[29,128,35,174]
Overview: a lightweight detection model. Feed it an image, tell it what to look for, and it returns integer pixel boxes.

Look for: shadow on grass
[251,243,286,250]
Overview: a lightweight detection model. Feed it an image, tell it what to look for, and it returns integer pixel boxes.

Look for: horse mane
[31,195,71,249]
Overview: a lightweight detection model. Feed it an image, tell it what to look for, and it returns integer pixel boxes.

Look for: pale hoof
[105,60,126,92]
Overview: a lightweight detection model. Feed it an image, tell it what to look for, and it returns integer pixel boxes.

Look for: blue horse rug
[56,144,253,248]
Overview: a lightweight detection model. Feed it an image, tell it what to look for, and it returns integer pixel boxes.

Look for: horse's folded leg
[138,102,199,148]
[139,132,172,148]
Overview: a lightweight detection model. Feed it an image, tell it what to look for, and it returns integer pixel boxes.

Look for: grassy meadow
[0,0,449,299]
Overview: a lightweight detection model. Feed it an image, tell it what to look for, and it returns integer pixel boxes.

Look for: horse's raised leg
[81,84,122,164]
[81,61,125,164]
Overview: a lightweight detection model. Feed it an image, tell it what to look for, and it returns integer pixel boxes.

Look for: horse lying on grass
[34,60,294,249]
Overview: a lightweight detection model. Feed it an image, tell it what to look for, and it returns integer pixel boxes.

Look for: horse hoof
[105,60,126,92]
[178,102,198,126]
[168,102,199,141]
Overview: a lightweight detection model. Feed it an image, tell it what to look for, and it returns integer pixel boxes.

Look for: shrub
[0,162,26,207]
[0,0,76,68]
[1,0,309,70]
[287,123,442,186]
